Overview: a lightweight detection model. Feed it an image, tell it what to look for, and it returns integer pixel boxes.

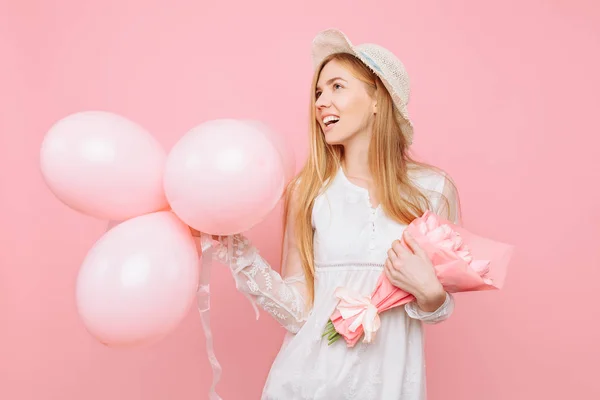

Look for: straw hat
[311,28,414,145]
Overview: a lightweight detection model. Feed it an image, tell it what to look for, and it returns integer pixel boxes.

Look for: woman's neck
[341,137,379,206]
[341,136,371,181]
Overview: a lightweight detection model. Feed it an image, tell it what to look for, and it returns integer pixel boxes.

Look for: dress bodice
[313,167,447,266]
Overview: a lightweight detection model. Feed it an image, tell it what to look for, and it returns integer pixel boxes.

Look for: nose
[315,91,330,109]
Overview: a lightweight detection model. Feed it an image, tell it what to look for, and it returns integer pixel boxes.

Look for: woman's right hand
[189,227,223,257]
[189,226,202,237]
[189,226,221,244]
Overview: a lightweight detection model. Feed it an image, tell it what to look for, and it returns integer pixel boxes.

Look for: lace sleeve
[405,291,455,324]
[405,173,460,324]
[200,192,310,334]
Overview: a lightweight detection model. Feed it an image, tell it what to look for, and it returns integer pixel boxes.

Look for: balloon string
[197,246,222,400]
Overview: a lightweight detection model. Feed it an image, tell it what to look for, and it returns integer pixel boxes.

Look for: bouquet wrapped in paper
[323,210,514,347]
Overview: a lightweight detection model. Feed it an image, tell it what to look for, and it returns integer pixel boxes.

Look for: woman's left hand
[384,230,447,312]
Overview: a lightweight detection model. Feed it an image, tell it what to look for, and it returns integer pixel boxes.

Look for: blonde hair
[282,53,456,305]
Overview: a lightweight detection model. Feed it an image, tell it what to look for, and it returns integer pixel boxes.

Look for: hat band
[358,51,383,74]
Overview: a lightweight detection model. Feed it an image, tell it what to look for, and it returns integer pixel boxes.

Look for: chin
[324,137,346,146]
[323,129,349,146]
[324,135,341,145]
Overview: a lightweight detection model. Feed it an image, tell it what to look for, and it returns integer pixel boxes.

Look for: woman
[196,28,461,399]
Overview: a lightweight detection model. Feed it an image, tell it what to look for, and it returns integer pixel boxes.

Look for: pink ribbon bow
[334,287,382,344]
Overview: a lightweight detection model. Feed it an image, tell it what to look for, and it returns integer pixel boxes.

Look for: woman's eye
[334,84,342,90]
[315,91,321,98]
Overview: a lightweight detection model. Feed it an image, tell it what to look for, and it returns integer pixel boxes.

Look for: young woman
[196,28,461,400]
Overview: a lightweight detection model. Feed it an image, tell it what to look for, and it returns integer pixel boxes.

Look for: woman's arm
[197,190,310,333]
[404,173,461,324]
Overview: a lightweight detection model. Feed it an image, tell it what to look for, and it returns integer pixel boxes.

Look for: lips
[322,120,339,134]
[323,115,340,126]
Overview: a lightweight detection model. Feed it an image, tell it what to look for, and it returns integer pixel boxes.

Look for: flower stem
[323,319,341,345]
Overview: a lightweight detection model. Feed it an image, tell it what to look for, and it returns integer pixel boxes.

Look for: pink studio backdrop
[1,1,599,399]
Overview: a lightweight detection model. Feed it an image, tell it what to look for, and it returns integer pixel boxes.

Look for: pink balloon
[76,211,199,347]
[164,119,286,235]
[242,120,296,183]
[40,111,168,221]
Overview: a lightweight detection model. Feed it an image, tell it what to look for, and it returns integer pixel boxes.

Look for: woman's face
[315,60,377,146]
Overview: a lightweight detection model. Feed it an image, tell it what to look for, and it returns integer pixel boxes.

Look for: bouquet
[323,210,514,347]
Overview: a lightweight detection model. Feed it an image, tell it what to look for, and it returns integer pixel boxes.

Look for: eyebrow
[316,77,347,91]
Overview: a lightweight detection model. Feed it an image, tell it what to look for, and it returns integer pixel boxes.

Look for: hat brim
[311,29,357,70]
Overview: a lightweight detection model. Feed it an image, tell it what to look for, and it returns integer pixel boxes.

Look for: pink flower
[326,210,514,347]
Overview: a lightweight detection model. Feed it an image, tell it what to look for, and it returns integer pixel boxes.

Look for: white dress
[212,167,460,400]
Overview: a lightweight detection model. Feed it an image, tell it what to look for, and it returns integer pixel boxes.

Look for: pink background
[1,1,599,399]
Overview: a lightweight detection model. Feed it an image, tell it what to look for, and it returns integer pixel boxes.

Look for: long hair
[282,52,457,306]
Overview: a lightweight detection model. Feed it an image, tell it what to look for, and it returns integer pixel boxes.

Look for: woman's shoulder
[407,163,462,222]
[407,163,451,193]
